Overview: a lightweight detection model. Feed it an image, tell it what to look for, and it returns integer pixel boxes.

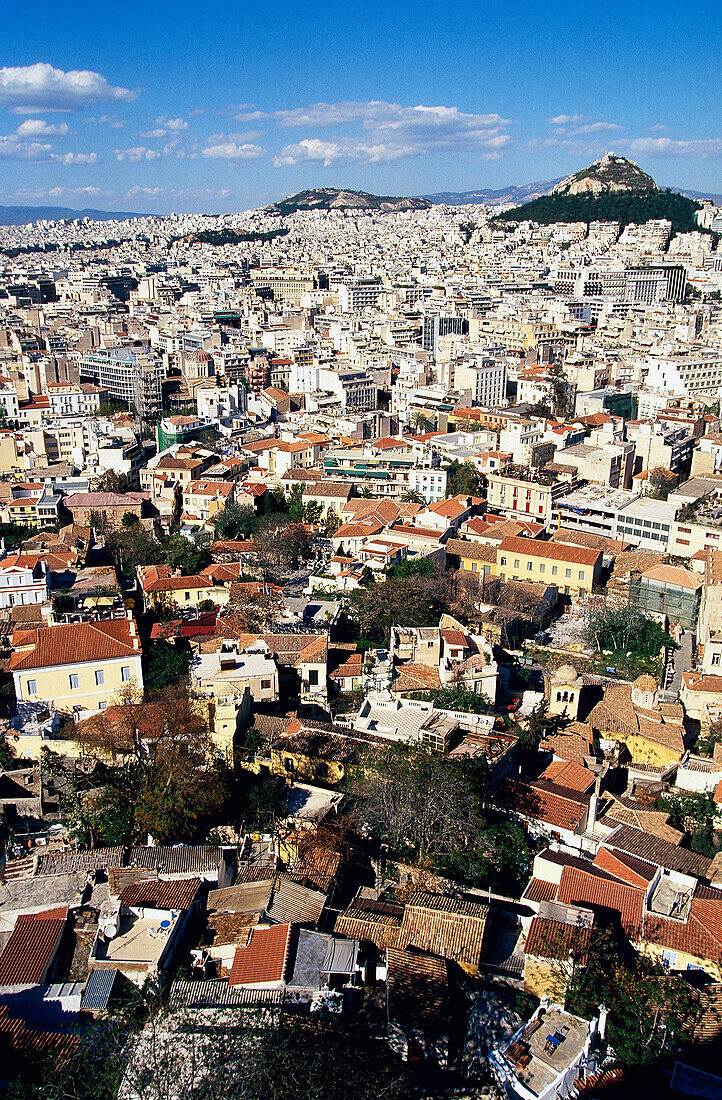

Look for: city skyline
[1,0,721,213]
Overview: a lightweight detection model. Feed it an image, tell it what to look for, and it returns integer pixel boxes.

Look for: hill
[424,179,562,206]
[551,152,657,195]
[490,187,706,237]
[264,188,432,216]
[0,204,140,226]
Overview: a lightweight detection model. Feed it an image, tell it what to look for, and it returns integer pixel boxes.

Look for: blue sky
[1,0,720,213]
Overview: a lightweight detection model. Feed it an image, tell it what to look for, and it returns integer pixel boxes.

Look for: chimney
[588,773,603,830]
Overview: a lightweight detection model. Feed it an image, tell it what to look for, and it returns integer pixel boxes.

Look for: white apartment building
[645,353,722,400]
[452,357,507,408]
[0,553,49,609]
[45,383,106,418]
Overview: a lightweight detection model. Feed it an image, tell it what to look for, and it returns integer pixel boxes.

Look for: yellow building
[10,618,143,731]
[493,537,603,597]
[587,676,686,767]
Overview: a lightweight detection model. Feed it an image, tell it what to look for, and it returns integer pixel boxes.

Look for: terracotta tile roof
[228,922,293,986]
[119,877,200,911]
[495,777,589,832]
[556,865,644,938]
[144,574,212,593]
[524,916,592,963]
[392,663,442,693]
[334,899,403,950]
[0,1007,79,1073]
[592,846,657,889]
[644,886,722,963]
[399,891,489,968]
[0,910,67,984]
[522,878,558,904]
[604,824,712,880]
[640,564,704,590]
[445,537,499,564]
[499,536,602,567]
[540,760,596,793]
[9,619,140,672]
[386,948,450,1032]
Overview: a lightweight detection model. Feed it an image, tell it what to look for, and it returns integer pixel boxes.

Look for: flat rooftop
[502,1007,589,1098]
[92,913,178,966]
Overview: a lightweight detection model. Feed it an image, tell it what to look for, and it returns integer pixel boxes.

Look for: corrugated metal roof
[127,846,221,875]
[81,968,118,1010]
[169,980,283,1008]
[266,877,326,926]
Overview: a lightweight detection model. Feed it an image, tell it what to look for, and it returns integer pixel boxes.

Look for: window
[661,949,678,970]
[95,669,104,686]
[27,679,37,696]
[98,701,107,711]
[713,653,721,667]
[539,563,545,574]
[284,757,294,772]
[551,566,558,576]
[184,591,190,601]
[261,679,271,690]
[527,561,533,571]
[121,665,131,682]
[500,556,507,566]
[514,559,520,568]
[69,673,79,691]
[308,669,319,687]
[565,568,572,579]
[578,570,585,580]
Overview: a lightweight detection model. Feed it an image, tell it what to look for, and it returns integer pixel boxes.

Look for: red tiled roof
[557,865,644,938]
[524,916,592,962]
[0,911,67,984]
[540,760,596,793]
[228,923,293,986]
[9,619,140,672]
[523,877,558,904]
[120,877,200,911]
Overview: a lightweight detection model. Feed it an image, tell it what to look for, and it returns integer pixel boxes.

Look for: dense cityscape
[2,107,722,1100]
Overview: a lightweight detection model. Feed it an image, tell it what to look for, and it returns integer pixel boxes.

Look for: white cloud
[650,124,669,132]
[142,116,190,138]
[55,151,98,164]
[201,141,266,160]
[115,146,160,162]
[546,114,586,125]
[0,63,138,112]
[0,137,52,160]
[83,115,126,128]
[15,185,110,199]
[16,118,69,137]
[570,121,623,135]
[628,137,722,157]
[126,185,231,198]
[270,100,511,165]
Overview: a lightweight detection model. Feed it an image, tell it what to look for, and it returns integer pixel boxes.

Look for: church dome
[554,664,579,684]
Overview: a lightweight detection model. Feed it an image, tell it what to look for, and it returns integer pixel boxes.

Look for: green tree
[212,501,256,540]
[106,524,163,582]
[566,918,699,1068]
[352,742,532,891]
[648,467,678,501]
[409,686,496,714]
[445,459,483,498]
[287,482,306,521]
[161,533,211,575]
[142,638,192,689]
[343,571,454,644]
[121,511,139,527]
[584,605,675,663]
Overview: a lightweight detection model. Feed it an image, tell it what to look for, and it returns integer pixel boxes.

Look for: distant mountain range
[0,205,140,226]
[423,179,562,206]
